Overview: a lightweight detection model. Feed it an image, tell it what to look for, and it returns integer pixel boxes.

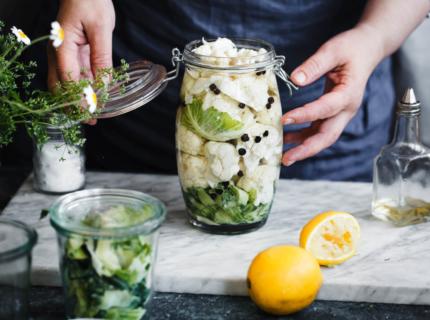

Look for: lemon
[300,211,360,266]
[247,245,323,315]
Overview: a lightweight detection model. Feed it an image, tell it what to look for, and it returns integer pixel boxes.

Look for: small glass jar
[0,218,38,319]
[49,188,166,320]
[174,38,294,234]
[33,125,85,194]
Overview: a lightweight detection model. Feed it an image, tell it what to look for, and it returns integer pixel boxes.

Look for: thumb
[86,23,113,78]
[291,44,338,86]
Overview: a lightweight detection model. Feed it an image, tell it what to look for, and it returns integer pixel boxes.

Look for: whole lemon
[247,245,323,315]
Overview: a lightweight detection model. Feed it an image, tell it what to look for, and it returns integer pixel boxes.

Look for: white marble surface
[2,172,430,305]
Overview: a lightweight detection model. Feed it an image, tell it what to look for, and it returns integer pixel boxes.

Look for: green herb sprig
[0,20,129,148]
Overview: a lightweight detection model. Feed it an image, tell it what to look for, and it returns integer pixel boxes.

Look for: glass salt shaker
[33,125,85,194]
[372,88,430,226]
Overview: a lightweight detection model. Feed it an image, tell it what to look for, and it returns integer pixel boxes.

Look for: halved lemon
[300,211,360,266]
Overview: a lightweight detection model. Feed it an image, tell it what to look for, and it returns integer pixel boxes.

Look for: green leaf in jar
[180,98,244,141]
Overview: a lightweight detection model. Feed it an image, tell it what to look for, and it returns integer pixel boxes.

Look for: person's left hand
[281,25,384,166]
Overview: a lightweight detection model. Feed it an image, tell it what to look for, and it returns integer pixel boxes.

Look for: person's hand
[281,25,384,166]
[47,0,115,124]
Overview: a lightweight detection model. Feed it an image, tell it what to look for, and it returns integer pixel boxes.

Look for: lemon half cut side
[300,211,361,266]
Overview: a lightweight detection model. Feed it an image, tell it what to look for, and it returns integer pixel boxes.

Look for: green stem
[5,35,50,67]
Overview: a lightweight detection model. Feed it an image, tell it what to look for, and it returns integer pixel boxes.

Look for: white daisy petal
[49,21,64,48]
[83,85,97,113]
[11,26,31,45]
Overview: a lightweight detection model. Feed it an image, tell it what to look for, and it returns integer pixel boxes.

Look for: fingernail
[284,160,295,167]
[293,71,306,84]
[283,118,295,125]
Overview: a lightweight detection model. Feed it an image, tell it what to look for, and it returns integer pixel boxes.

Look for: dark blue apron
[83,0,395,181]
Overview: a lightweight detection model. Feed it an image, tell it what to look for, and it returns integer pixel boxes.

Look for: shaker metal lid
[96,60,172,119]
[398,88,420,115]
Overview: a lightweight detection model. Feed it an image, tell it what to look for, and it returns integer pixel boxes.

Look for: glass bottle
[174,38,296,234]
[33,125,85,194]
[372,88,430,226]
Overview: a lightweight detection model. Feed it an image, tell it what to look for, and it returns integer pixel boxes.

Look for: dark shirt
[2,0,396,182]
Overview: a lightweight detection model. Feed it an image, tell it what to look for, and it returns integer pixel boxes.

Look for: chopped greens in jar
[62,204,155,320]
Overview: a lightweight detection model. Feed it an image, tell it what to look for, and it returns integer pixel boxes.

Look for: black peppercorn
[238,102,245,109]
[263,130,269,137]
[254,136,262,143]
[237,170,244,177]
[266,103,272,109]
[241,134,250,142]
[209,83,217,91]
[238,148,247,156]
[214,88,221,95]
[268,96,275,104]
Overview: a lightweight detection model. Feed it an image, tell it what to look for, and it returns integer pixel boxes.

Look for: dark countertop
[1,166,430,320]
[29,287,430,320]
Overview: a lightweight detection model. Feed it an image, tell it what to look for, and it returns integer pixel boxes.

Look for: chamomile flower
[83,85,98,113]
[11,26,31,45]
[49,21,64,48]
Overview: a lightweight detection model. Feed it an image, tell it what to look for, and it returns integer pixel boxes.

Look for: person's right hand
[47,0,115,88]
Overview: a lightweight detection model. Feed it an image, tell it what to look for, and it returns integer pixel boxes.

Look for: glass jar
[33,125,85,194]
[372,88,430,226]
[174,38,295,234]
[49,188,166,320]
[0,218,37,320]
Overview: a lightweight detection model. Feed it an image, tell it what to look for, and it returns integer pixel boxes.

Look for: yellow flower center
[91,92,97,105]
[18,30,27,39]
[58,27,64,40]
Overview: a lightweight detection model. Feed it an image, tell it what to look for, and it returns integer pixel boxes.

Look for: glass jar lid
[0,218,38,262]
[96,60,177,119]
[49,188,167,238]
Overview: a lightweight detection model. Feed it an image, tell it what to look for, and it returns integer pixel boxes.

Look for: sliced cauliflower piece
[236,123,282,175]
[180,70,197,103]
[217,76,269,112]
[237,165,279,206]
[186,67,200,79]
[193,37,237,58]
[176,122,205,156]
[202,91,242,121]
[204,141,240,185]
[255,95,282,126]
[178,153,209,189]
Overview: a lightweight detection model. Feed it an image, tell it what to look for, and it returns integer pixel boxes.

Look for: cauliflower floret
[255,95,282,126]
[180,70,197,103]
[176,123,205,156]
[178,153,209,189]
[236,123,282,175]
[217,76,269,112]
[202,91,242,121]
[186,74,224,98]
[237,165,279,205]
[192,38,268,67]
[193,37,237,58]
[204,141,240,186]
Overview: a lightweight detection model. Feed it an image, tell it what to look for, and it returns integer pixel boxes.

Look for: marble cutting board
[2,172,430,305]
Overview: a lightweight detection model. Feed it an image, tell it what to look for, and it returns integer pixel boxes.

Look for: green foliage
[180,98,245,141]
[183,183,270,225]
[63,224,152,318]
[0,20,129,148]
